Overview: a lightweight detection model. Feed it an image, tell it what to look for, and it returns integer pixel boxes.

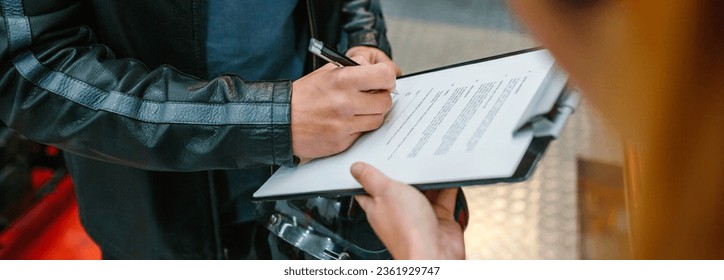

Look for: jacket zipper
[305,0,319,70]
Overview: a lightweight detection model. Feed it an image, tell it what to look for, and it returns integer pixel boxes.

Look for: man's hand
[291,61,396,160]
[351,162,465,260]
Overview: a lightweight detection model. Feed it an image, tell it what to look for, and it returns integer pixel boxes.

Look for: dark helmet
[255,188,469,260]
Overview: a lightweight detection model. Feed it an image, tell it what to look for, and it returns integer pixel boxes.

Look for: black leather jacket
[0,0,391,259]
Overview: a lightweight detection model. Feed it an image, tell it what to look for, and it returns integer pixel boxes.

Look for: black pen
[308,38,360,67]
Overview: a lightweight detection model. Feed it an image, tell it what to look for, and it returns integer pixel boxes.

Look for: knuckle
[378,63,394,78]
[328,92,349,109]
[330,118,345,133]
[331,98,351,116]
[376,65,397,89]
[384,64,396,78]
[333,68,351,85]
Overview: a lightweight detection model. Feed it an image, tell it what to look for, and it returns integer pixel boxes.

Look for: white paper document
[254,49,563,199]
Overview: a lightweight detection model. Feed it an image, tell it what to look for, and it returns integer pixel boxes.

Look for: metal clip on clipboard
[456,88,581,187]
[511,64,580,139]
[526,90,581,138]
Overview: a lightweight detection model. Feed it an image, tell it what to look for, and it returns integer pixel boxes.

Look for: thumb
[350,162,393,196]
[354,194,373,212]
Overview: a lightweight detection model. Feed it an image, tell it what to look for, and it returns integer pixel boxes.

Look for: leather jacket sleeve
[0,1,296,171]
[341,0,392,56]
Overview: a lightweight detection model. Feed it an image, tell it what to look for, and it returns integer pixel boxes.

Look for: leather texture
[0,0,391,259]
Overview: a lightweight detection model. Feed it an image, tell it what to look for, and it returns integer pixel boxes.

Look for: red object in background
[0,168,101,259]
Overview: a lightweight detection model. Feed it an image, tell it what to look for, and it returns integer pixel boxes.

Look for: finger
[351,54,372,66]
[373,56,402,76]
[384,61,402,77]
[350,162,393,197]
[345,46,374,64]
[354,194,374,211]
[349,114,386,133]
[339,63,396,92]
[351,90,393,115]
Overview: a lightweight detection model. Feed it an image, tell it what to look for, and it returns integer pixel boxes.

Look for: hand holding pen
[309,38,400,97]
[289,38,399,161]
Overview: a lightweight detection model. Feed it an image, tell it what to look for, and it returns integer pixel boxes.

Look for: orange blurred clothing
[611,1,724,259]
[509,0,724,258]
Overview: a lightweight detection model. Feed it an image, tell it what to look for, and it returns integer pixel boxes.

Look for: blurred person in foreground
[352,0,724,259]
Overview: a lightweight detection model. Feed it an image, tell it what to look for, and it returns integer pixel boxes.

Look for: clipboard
[253,48,579,201]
